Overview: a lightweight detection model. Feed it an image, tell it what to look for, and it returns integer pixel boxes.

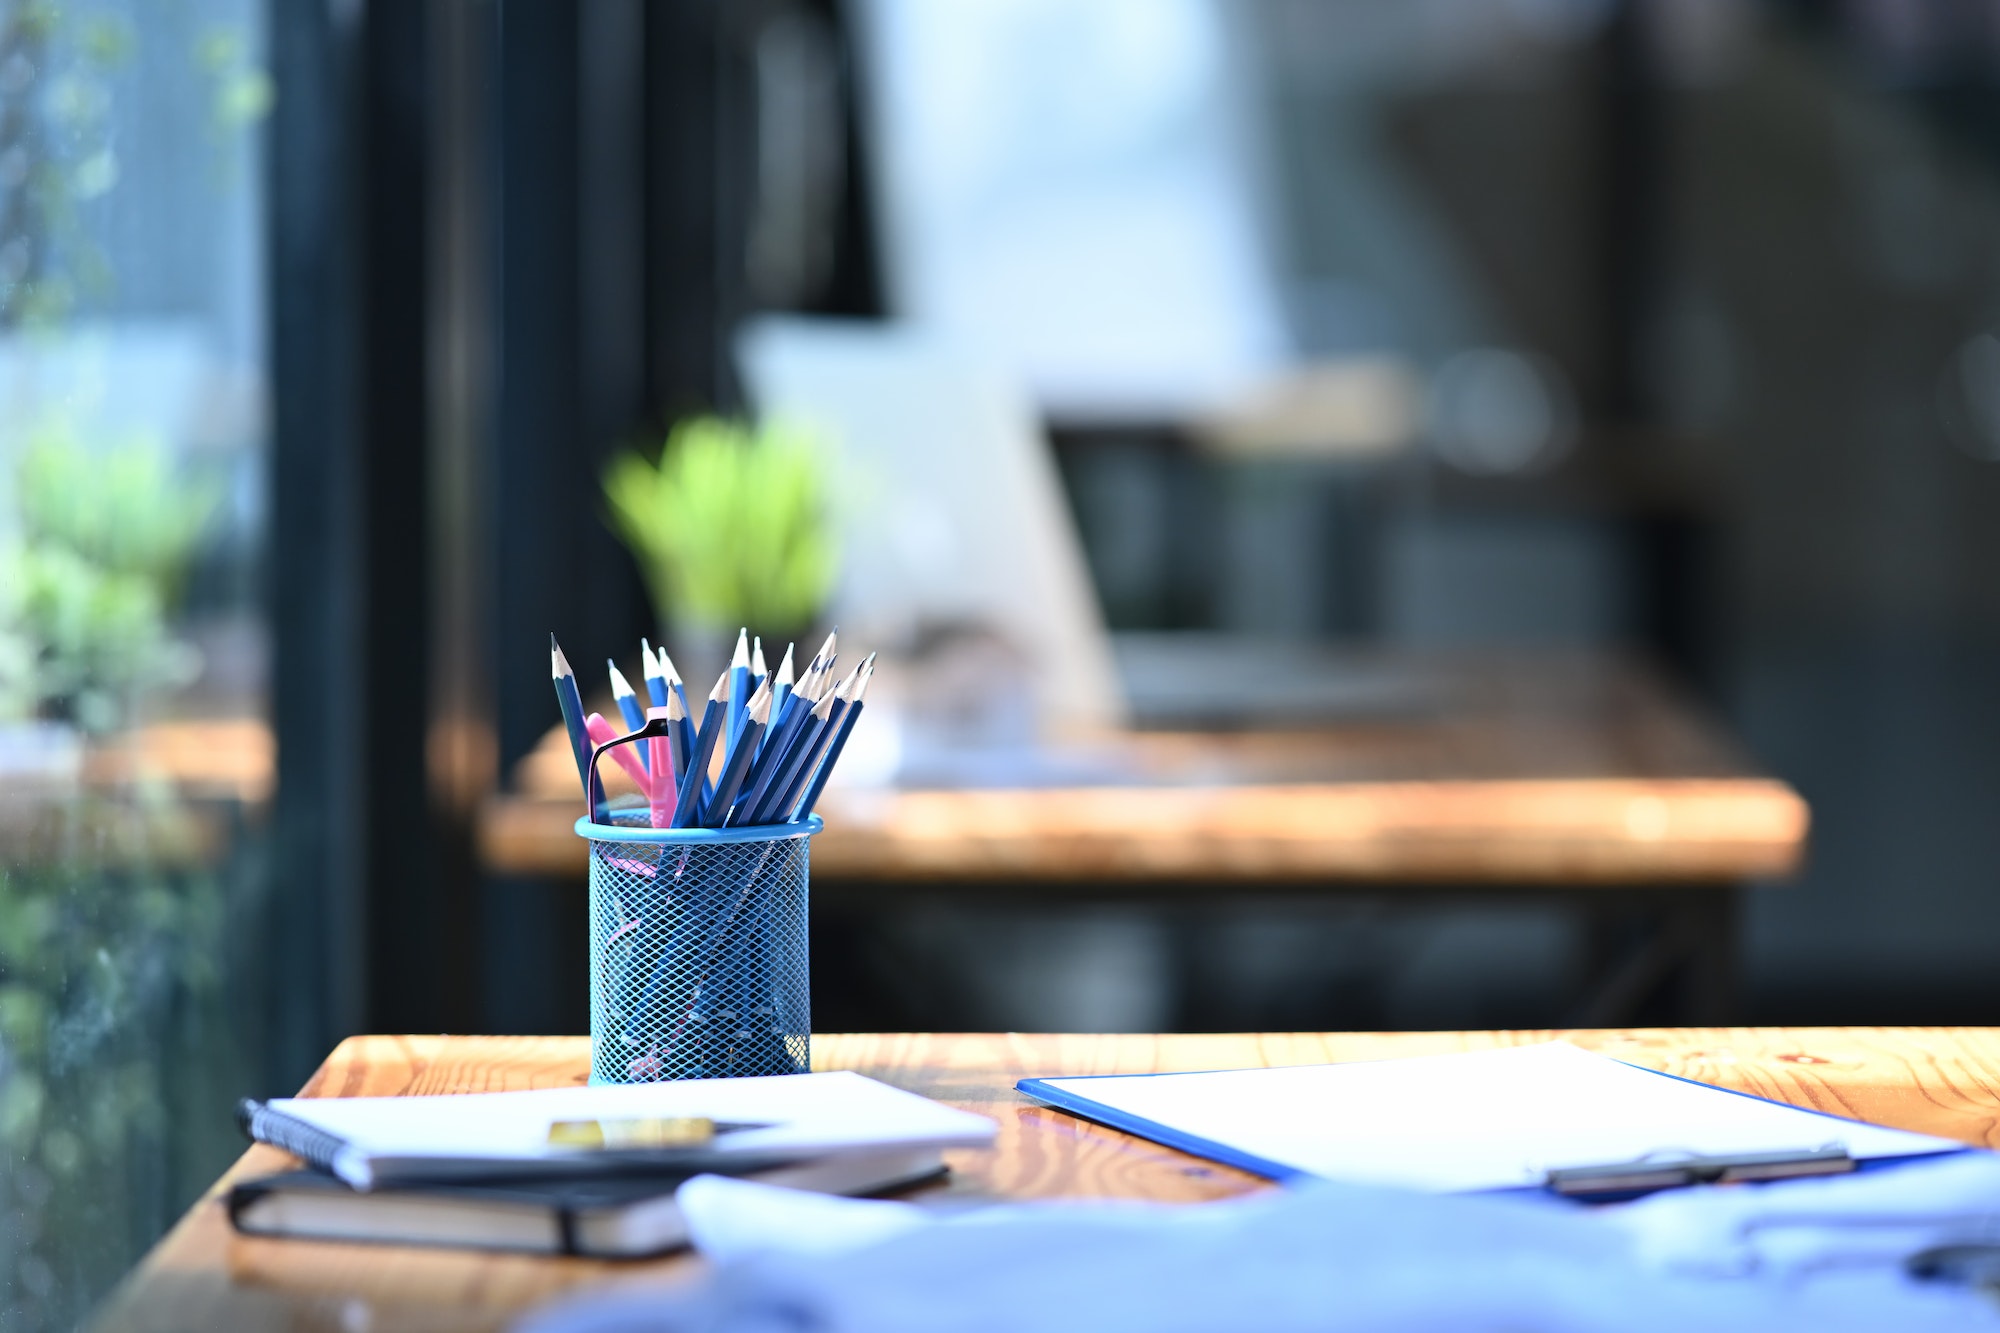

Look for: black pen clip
[1547,1145,1854,1199]
[586,716,677,822]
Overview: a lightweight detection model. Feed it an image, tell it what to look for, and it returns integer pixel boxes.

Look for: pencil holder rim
[572,813,825,845]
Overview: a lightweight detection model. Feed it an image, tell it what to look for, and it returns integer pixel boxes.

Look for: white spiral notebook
[241,1070,997,1190]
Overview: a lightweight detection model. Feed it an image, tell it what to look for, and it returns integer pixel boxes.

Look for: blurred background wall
[421,0,2000,1035]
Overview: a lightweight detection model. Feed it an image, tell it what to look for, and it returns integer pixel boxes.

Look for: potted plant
[602,414,838,665]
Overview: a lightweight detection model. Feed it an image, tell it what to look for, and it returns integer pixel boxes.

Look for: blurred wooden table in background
[481,650,1804,886]
[478,651,1808,1022]
[95,1027,2000,1333]
[0,717,273,869]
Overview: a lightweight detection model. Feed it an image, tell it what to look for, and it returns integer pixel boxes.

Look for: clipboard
[1016,1043,1969,1197]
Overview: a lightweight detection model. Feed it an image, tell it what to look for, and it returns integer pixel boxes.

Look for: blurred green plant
[0,10,271,1329]
[0,422,237,1325]
[603,415,839,637]
[0,801,247,1332]
[4,419,220,732]
[0,4,135,328]
[196,23,274,183]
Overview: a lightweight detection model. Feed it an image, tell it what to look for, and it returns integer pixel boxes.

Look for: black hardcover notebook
[227,1147,946,1259]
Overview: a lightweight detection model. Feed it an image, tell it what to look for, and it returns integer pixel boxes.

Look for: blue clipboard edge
[1016,1076,1309,1183]
[1015,1049,1973,1196]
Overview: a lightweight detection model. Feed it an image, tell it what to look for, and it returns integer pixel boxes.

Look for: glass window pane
[0,2,269,1325]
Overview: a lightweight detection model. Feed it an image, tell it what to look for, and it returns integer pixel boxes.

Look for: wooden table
[481,651,1806,887]
[479,651,1809,1023]
[95,1028,2000,1333]
[0,718,273,870]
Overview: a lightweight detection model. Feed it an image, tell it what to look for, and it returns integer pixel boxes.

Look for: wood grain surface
[93,1027,2000,1333]
[482,778,1809,886]
[478,650,1809,885]
[83,718,274,804]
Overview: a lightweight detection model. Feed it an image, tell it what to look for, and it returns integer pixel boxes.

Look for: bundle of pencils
[551,628,873,829]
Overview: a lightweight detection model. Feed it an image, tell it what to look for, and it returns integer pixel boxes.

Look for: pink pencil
[645,705,676,827]
[586,712,651,798]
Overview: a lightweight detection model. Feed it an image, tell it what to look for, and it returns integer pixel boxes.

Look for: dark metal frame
[270,0,885,1041]
[268,0,450,1066]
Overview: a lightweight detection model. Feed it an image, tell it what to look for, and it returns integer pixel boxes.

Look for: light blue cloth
[519,1154,2000,1333]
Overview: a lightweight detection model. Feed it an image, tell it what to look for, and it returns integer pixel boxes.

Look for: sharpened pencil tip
[730,628,750,670]
[751,636,767,677]
[709,670,732,702]
[551,641,572,677]
[776,643,796,685]
[608,660,636,698]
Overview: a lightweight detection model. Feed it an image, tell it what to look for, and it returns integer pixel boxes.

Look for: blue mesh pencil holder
[577,812,822,1084]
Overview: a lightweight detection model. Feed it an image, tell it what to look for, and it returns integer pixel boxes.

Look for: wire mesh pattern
[586,814,812,1083]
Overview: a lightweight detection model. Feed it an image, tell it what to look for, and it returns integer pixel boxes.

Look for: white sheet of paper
[1027,1043,1963,1193]
[268,1070,995,1166]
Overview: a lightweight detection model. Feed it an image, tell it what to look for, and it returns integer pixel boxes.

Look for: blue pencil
[744,685,838,825]
[607,659,649,769]
[791,655,873,822]
[754,660,849,819]
[747,638,772,764]
[639,639,670,708]
[654,644,690,714]
[765,642,796,759]
[550,636,603,817]
[703,679,771,827]
[806,629,836,696]
[729,716,802,826]
[766,662,855,821]
[783,629,835,730]
[653,647,705,800]
[771,656,817,739]
[729,682,824,825]
[671,671,731,829]
[662,685,695,796]
[724,628,751,760]
[782,640,834,734]
[732,648,825,819]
